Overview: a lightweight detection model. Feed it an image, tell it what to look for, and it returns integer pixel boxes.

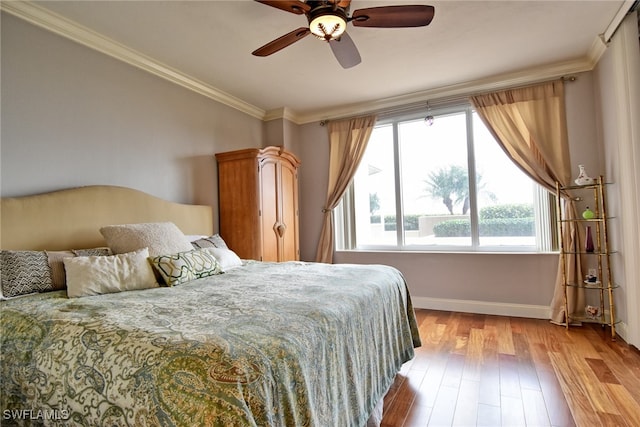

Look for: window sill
[336,248,559,256]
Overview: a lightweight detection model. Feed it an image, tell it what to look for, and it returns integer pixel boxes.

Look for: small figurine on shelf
[585,305,599,318]
[585,268,598,283]
[582,207,595,219]
[574,164,595,185]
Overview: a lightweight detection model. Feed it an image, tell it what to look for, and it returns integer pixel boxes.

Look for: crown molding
[263,107,300,123]
[587,34,609,67]
[0,0,266,120]
[292,57,597,124]
[585,0,636,66]
[603,0,637,42]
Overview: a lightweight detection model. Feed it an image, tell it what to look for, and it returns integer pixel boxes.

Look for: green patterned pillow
[149,248,223,286]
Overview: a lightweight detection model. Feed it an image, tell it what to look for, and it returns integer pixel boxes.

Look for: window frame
[335,104,557,253]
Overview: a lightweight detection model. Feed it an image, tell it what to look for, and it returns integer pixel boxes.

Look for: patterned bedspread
[1,261,420,426]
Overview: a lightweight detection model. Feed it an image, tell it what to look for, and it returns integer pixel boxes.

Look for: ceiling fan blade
[329,32,361,69]
[352,5,435,28]
[252,27,311,56]
[255,0,311,15]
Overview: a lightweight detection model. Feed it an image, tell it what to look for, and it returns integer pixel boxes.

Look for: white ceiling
[10,1,633,122]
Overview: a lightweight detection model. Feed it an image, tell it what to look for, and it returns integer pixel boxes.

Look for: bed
[0,185,421,426]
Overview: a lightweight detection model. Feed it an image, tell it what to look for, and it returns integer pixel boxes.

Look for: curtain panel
[315,115,377,263]
[470,80,584,324]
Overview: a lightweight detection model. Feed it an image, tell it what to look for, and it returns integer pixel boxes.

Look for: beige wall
[1,13,263,233]
[264,118,301,153]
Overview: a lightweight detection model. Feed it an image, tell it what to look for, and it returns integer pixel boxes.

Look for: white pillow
[64,248,159,298]
[100,222,193,257]
[204,247,243,271]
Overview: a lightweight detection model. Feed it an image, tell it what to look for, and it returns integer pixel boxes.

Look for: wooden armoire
[215,146,301,262]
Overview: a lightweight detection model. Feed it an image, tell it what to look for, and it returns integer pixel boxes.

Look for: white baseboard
[412,296,551,319]
[412,296,629,342]
[615,322,628,342]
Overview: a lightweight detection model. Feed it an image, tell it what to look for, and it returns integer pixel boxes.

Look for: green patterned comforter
[1,261,420,426]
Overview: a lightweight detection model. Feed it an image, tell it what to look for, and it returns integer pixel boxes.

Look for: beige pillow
[100,222,193,257]
[64,248,158,298]
[46,250,75,290]
[46,247,113,290]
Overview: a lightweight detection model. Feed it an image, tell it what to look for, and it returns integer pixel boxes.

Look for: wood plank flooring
[381,309,640,427]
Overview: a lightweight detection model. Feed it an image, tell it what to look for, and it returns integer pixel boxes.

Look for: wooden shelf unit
[555,176,619,340]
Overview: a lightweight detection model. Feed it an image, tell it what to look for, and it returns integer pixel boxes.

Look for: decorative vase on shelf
[574,164,595,186]
[582,207,595,219]
[585,226,595,253]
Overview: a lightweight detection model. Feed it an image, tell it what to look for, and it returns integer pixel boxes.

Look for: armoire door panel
[216,158,261,260]
[280,163,299,261]
[260,159,280,262]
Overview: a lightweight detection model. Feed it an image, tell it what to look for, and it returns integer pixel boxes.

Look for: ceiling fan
[252,0,435,69]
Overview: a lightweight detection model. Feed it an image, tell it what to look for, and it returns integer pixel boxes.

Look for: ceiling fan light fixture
[254,1,436,68]
[309,9,347,40]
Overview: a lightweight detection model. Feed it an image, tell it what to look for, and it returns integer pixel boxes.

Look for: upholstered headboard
[0,185,213,250]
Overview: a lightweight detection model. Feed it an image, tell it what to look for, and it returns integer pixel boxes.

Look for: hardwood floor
[381,309,640,427]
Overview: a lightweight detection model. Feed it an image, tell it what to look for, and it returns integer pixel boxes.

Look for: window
[337,105,555,252]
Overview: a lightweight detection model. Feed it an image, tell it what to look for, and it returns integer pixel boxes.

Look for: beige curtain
[470,80,584,324]
[315,115,377,263]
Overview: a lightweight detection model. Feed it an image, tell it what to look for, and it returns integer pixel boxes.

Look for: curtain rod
[319,75,577,126]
